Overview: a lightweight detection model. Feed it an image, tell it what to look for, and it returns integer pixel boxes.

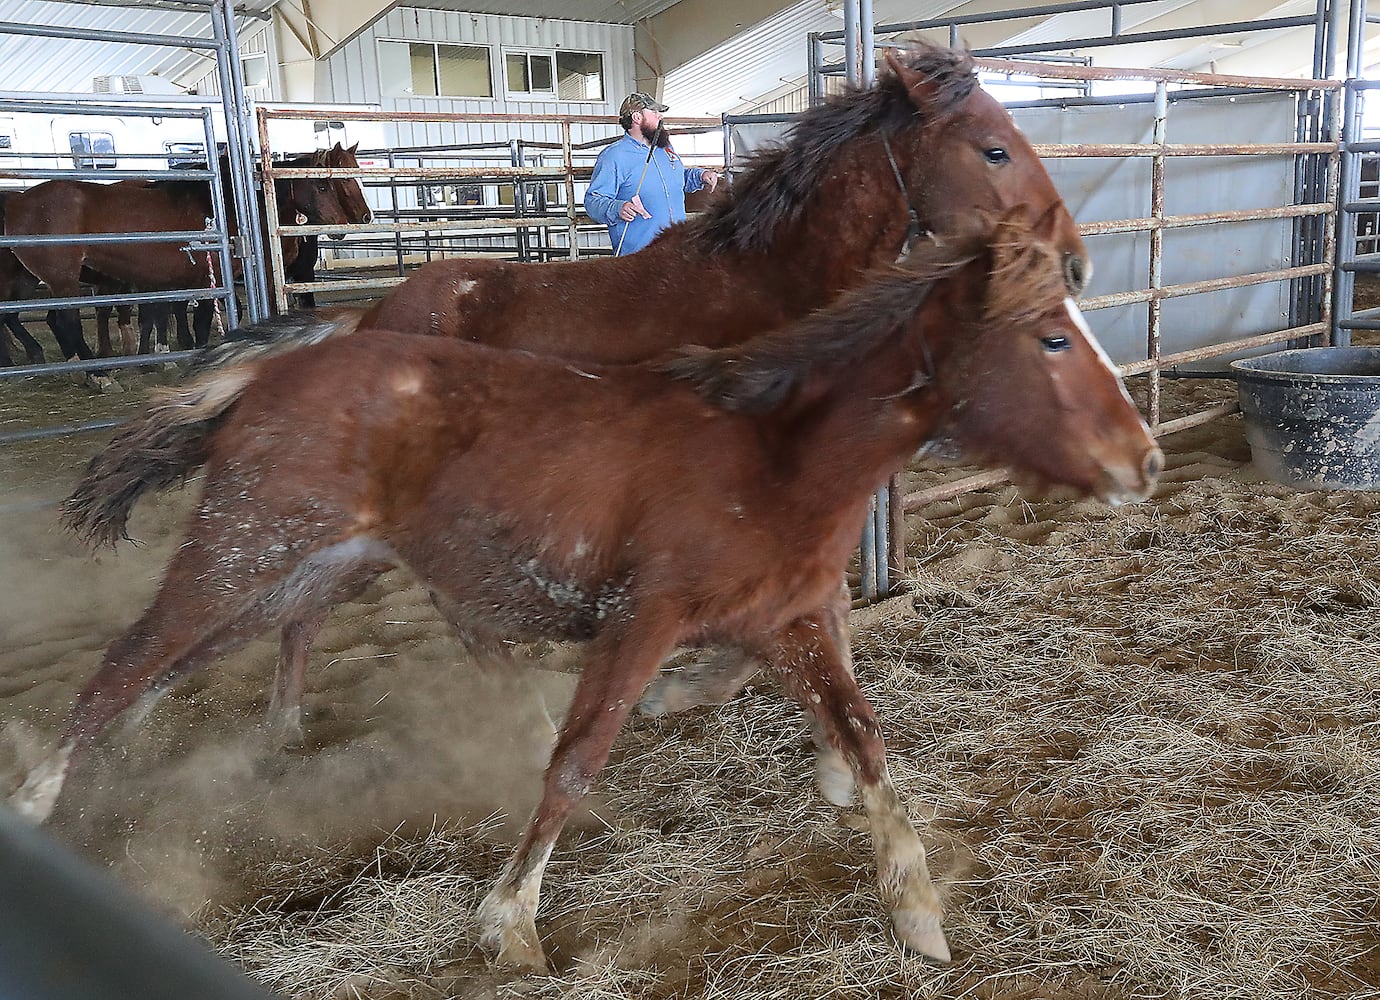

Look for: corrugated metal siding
[375,0,679,27]
[183,21,276,99]
[0,0,269,93]
[319,6,634,152]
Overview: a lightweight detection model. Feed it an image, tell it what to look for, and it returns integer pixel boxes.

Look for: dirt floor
[1,324,1379,999]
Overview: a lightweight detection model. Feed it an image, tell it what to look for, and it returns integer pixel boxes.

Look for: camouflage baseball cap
[619,91,669,116]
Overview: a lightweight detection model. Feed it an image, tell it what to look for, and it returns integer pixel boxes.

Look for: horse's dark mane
[686,44,977,255]
[659,231,985,412]
[666,213,1068,412]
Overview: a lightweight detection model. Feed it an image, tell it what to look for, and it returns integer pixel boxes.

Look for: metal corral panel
[0,0,269,94]
[1016,91,1298,369]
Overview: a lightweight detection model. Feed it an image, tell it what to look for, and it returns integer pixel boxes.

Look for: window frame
[500,47,605,103]
[376,38,495,101]
[502,49,556,99]
[553,49,605,103]
[69,130,116,169]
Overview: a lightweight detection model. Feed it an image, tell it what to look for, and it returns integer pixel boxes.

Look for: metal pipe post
[843,0,861,87]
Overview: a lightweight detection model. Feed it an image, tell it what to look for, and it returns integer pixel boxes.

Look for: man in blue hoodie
[583,91,721,255]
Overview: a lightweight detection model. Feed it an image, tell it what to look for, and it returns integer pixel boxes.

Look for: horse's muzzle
[1099,445,1163,506]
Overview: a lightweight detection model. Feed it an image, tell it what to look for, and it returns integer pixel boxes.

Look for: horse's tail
[189,309,362,374]
[62,364,261,548]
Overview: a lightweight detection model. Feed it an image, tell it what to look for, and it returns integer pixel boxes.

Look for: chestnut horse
[15,210,1161,970]
[204,44,1095,742]
[3,144,370,360]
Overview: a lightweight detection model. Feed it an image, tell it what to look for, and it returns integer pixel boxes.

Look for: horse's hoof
[636,675,686,717]
[265,715,305,750]
[8,748,72,823]
[477,904,548,972]
[892,908,951,963]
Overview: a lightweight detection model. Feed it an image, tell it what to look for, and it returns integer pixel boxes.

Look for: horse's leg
[46,307,94,362]
[265,615,326,749]
[8,521,394,823]
[476,613,680,970]
[137,303,155,355]
[172,301,192,351]
[192,300,215,348]
[7,315,45,364]
[117,304,136,357]
[637,646,760,716]
[758,595,950,963]
[637,578,848,717]
[94,305,113,358]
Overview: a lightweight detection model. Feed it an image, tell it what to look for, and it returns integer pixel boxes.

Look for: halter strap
[882,133,924,262]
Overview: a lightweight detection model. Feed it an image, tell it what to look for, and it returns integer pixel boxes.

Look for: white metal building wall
[316,6,635,150]
[183,20,276,99]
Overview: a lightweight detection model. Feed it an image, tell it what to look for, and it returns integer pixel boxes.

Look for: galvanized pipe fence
[817,0,1346,600]
[256,106,722,312]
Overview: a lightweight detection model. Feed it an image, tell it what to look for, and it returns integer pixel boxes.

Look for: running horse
[215,44,1097,743]
[2,144,370,361]
[15,209,1161,969]
[13,211,1153,965]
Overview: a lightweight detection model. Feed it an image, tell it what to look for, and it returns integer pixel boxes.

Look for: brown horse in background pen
[2,144,370,361]
[12,209,1160,969]
[199,44,1096,744]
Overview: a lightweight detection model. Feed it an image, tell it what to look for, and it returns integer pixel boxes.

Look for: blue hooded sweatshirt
[583,131,707,255]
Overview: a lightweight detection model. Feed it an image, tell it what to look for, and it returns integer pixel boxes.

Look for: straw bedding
[2,377,1378,999]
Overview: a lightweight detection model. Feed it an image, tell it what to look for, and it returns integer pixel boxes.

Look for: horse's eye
[1041,335,1072,353]
[983,147,1010,164]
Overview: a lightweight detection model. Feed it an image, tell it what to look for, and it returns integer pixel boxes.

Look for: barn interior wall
[315,6,635,152]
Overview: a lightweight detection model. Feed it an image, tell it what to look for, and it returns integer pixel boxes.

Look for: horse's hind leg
[9,529,394,822]
[477,610,680,970]
[637,646,760,716]
[758,595,950,964]
[117,304,135,357]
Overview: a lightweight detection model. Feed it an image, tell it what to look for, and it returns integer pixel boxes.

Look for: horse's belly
[398,531,630,645]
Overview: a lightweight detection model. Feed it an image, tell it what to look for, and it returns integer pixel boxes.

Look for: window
[241,53,269,89]
[70,131,115,169]
[421,182,484,208]
[556,51,604,102]
[164,141,206,170]
[506,51,554,97]
[504,49,604,102]
[379,40,492,99]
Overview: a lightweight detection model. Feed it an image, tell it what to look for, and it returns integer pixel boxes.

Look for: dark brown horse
[204,44,1095,743]
[14,210,1160,970]
[3,145,370,360]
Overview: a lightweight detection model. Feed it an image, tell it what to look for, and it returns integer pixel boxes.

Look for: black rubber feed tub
[1231,346,1380,490]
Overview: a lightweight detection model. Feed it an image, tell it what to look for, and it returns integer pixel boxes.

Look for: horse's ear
[347,142,359,155]
[887,49,945,118]
[331,141,344,152]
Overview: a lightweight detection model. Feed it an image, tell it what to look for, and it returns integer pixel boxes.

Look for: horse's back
[356,232,728,364]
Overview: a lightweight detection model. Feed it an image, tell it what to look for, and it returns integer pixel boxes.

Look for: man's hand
[702,170,721,192]
[619,195,652,222]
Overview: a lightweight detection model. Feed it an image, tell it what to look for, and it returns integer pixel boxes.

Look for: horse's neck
[623,164,913,338]
[774,332,945,513]
[694,154,913,319]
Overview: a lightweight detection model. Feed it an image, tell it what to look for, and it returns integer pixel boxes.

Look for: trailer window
[165,142,206,170]
[70,131,116,169]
